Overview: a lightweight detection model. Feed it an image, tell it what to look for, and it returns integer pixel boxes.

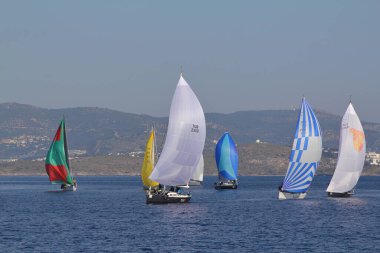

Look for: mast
[62,117,71,175]
[152,126,157,165]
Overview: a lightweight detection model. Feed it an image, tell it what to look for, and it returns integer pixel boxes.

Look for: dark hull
[146,192,191,204]
[214,182,238,190]
[61,183,77,191]
[327,191,353,198]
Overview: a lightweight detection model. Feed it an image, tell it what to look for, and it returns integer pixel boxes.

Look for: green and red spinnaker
[45,119,73,185]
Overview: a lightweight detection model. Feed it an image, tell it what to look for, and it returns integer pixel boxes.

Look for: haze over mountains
[1,102,380,160]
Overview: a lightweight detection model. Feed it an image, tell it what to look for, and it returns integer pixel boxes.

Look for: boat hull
[214,181,238,190]
[327,191,353,198]
[278,191,306,200]
[61,184,77,192]
[146,191,191,204]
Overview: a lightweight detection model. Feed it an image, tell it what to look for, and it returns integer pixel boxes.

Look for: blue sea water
[0,176,379,252]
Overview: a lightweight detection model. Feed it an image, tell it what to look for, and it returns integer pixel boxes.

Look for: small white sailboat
[147,73,206,204]
[326,102,366,197]
[189,155,204,186]
[279,98,322,200]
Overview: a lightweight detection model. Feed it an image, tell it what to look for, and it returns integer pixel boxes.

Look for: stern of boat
[278,191,306,200]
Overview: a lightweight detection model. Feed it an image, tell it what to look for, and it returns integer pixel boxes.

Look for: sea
[0,176,379,253]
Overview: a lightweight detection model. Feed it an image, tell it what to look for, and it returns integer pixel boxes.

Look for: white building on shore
[366,152,380,166]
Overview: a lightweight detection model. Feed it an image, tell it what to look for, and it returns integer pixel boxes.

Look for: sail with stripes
[281,98,322,193]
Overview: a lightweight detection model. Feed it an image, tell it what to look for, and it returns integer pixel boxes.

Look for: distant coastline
[0,151,379,176]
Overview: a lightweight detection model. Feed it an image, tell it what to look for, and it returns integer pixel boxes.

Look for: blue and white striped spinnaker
[281,98,322,193]
[215,132,238,180]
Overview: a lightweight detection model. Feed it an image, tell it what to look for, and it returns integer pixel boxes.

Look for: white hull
[278,191,306,200]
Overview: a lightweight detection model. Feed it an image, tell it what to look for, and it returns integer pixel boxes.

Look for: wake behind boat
[278,98,322,200]
[45,118,77,191]
[214,132,238,190]
[146,73,206,204]
[326,102,366,197]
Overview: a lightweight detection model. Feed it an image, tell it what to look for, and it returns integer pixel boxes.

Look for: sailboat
[189,154,204,186]
[45,118,77,191]
[278,98,322,200]
[326,102,366,197]
[141,127,160,190]
[214,132,238,190]
[147,73,206,204]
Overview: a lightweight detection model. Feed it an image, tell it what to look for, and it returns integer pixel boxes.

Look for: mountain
[0,103,166,159]
[1,142,378,176]
[206,110,380,150]
[1,102,380,160]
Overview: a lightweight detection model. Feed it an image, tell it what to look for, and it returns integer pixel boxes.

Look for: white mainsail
[326,103,366,193]
[190,154,204,183]
[149,75,206,186]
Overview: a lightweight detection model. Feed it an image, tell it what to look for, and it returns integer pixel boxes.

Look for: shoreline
[0,174,379,177]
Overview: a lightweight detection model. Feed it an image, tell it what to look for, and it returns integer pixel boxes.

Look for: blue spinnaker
[215,132,238,180]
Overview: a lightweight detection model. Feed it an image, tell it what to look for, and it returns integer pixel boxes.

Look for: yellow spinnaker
[141,129,159,188]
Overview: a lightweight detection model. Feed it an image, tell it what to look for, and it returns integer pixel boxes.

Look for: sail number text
[191,124,199,133]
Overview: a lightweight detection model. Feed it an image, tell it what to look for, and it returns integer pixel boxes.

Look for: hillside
[1,142,378,176]
[1,103,380,160]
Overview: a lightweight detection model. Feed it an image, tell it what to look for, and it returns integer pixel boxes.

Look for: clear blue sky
[1,1,379,122]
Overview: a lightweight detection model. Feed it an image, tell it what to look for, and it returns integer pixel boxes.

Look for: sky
[1,1,379,122]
